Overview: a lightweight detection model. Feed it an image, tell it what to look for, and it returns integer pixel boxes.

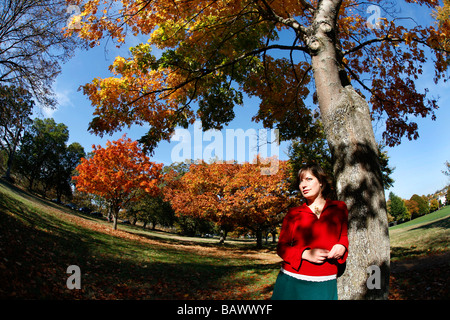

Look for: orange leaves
[73,135,162,208]
[163,157,293,232]
[70,0,449,151]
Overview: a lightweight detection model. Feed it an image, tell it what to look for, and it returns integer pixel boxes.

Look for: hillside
[390,206,450,260]
[0,179,448,299]
[0,179,279,299]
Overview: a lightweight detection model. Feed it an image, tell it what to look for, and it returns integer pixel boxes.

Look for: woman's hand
[327,244,346,260]
[302,248,330,264]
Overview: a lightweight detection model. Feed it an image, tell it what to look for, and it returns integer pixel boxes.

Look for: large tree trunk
[309,0,390,299]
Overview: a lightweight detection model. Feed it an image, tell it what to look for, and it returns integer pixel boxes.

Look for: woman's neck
[307,196,326,207]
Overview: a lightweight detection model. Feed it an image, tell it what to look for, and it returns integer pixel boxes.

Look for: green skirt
[271,271,338,300]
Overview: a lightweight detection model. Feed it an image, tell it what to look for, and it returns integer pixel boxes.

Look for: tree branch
[343,36,403,56]
[126,43,309,107]
[255,0,308,35]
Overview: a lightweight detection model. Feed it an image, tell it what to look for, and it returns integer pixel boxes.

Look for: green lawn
[389,206,450,261]
[0,180,279,299]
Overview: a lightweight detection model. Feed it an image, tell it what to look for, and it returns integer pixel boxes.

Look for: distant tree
[14,118,84,199]
[429,199,439,212]
[446,187,450,206]
[0,84,33,180]
[404,200,419,220]
[47,142,85,203]
[0,0,80,107]
[73,136,162,230]
[387,192,409,222]
[443,160,450,177]
[378,146,395,191]
[224,157,293,248]
[15,118,69,191]
[125,193,176,230]
[163,161,240,243]
[164,157,293,247]
[410,194,430,217]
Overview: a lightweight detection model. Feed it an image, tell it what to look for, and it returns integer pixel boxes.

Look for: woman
[271,164,348,300]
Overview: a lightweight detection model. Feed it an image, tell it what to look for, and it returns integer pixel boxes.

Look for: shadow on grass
[0,181,279,299]
[120,225,278,254]
[409,215,450,231]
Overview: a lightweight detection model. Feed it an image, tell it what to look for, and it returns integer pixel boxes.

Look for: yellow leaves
[404,31,418,45]
[111,56,127,74]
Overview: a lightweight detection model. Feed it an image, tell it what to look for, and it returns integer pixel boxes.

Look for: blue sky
[33,1,450,200]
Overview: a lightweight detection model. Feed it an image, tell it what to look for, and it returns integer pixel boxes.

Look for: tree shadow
[409,215,450,231]
[329,140,390,299]
[0,182,280,299]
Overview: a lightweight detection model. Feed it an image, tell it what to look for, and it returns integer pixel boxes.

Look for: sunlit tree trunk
[309,0,390,299]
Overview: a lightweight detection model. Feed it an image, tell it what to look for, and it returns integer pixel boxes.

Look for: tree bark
[112,205,119,230]
[309,0,390,299]
[256,228,263,249]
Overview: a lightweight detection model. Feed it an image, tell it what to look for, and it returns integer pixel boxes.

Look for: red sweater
[277,200,349,277]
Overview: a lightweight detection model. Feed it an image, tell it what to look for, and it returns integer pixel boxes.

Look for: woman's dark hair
[298,163,334,200]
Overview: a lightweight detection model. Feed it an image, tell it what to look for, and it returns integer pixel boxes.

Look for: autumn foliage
[66,0,450,298]
[73,135,162,229]
[66,0,450,150]
[163,157,294,247]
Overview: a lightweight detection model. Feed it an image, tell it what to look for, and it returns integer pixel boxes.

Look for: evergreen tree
[387,192,409,222]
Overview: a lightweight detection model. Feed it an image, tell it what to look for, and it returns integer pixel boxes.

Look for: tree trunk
[219,229,228,244]
[255,228,263,249]
[309,0,390,299]
[4,149,15,181]
[112,206,119,230]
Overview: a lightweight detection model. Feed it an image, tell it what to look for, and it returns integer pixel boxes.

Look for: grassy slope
[0,180,279,299]
[389,206,450,261]
[1,179,448,299]
[388,206,449,299]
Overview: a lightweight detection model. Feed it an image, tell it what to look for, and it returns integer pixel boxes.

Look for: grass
[389,206,450,261]
[1,179,448,299]
[388,206,449,300]
[0,180,279,299]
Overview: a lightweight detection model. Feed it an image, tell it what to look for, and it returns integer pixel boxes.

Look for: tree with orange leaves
[73,135,162,230]
[224,157,293,248]
[68,0,450,299]
[163,161,240,243]
[164,157,293,247]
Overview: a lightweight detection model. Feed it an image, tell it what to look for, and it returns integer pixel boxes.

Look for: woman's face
[299,170,322,201]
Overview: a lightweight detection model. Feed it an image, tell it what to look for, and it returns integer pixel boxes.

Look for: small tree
[73,136,162,230]
[224,157,293,248]
[387,192,409,223]
[429,199,439,212]
[410,194,430,217]
[125,193,176,230]
[404,200,419,220]
[47,142,85,202]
